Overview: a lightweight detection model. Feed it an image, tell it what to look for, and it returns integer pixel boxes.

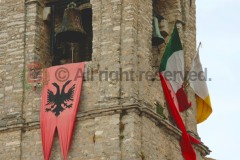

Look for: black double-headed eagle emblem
[45,80,76,116]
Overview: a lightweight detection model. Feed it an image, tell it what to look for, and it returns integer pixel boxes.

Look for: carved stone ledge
[0,104,211,156]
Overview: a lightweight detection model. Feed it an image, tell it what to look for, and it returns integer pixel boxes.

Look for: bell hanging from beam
[56,2,86,43]
[152,16,165,46]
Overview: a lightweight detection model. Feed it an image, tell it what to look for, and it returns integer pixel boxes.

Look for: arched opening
[45,0,93,66]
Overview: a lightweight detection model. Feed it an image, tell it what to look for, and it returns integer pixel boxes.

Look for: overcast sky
[196,0,240,159]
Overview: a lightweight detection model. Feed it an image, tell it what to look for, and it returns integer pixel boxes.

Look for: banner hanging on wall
[40,63,85,160]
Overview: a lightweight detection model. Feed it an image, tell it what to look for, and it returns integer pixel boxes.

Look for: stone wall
[0,108,210,160]
[0,0,211,159]
[0,0,25,126]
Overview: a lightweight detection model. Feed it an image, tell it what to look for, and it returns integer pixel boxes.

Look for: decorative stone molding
[0,104,211,156]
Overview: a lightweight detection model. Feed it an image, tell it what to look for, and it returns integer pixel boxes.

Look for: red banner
[40,63,84,160]
[159,73,201,160]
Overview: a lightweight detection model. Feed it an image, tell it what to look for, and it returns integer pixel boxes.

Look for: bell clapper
[71,43,74,63]
[55,1,87,64]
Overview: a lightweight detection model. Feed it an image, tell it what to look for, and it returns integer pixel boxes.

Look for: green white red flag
[160,25,191,112]
[159,74,201,160]
[159,25,201,160]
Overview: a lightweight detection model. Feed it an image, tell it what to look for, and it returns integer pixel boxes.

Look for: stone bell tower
[0,0,211,159]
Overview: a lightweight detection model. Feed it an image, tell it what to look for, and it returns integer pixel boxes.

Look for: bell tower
[0,0,211,159]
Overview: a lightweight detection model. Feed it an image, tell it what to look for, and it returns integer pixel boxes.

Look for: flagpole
[197,42,202,53]
[71,43,74,63]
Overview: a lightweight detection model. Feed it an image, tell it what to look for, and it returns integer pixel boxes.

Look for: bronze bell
[152,16,165,46]
[56,2,86,43]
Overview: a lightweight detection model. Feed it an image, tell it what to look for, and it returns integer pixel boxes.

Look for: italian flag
[160,74,201,160]
[160,25,191,112]
[159,25,201,160]
[190,47,212,123]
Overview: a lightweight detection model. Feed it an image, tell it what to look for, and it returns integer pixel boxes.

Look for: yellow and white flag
[190,44,212,124]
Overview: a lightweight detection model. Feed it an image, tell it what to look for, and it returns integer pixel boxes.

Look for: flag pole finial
[197,42,202,52]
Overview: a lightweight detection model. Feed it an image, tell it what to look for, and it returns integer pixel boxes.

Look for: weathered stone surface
[0,0,211,159]
[0,130,21,159]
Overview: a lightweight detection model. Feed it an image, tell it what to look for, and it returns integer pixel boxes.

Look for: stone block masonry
[0,0,211,159]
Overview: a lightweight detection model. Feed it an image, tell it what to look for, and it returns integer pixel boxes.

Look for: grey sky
[197,0,240,159]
